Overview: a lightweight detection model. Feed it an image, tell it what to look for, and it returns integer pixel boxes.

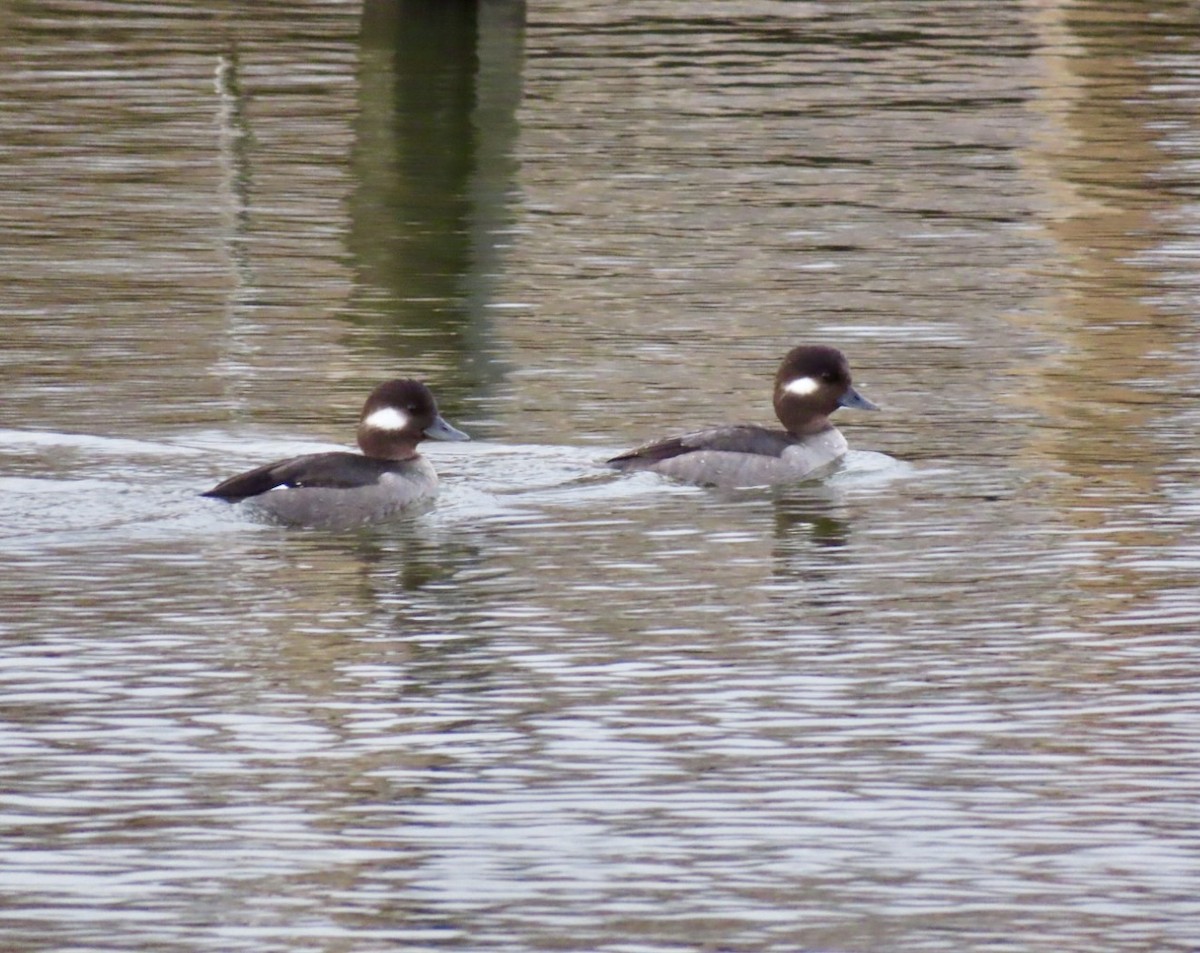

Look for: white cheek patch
[363,407,410,431]
[783,376,820,397]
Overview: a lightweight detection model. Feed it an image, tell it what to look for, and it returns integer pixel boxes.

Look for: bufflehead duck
[203,378,469,527]
[607,345,878,487]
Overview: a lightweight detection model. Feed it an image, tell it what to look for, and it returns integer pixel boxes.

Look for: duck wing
[202,452,395,502]
[608,425,793,468]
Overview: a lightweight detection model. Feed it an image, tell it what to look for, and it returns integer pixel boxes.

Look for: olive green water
[2,2,1199,951]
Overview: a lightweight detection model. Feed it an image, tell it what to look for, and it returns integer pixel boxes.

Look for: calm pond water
[2,1,1200,951]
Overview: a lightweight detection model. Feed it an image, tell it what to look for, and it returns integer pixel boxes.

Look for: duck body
[611,424,849,487]
[607,345,877,488]
[203,379,468,527]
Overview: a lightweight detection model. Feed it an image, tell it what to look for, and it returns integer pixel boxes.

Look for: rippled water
[3,1,1200,951]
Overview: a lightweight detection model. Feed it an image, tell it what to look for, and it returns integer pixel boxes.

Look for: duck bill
[838,386,880,411]
[424,415,471,441]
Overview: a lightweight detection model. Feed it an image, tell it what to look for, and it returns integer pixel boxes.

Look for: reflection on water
[2,2,1200,952]
[349,0,524,406]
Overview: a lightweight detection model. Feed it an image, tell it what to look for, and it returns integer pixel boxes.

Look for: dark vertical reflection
[349,0,525,406]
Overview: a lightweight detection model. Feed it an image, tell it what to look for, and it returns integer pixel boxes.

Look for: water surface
[2,2,1199,951]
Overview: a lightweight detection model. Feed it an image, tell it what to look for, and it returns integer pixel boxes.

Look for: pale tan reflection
[0,1,378,435]
[207,14,360,413]
[1016,0,1193,621]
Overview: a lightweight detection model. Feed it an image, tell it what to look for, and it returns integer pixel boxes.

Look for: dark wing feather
[202,452,394,502]
[608,426,793,469]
